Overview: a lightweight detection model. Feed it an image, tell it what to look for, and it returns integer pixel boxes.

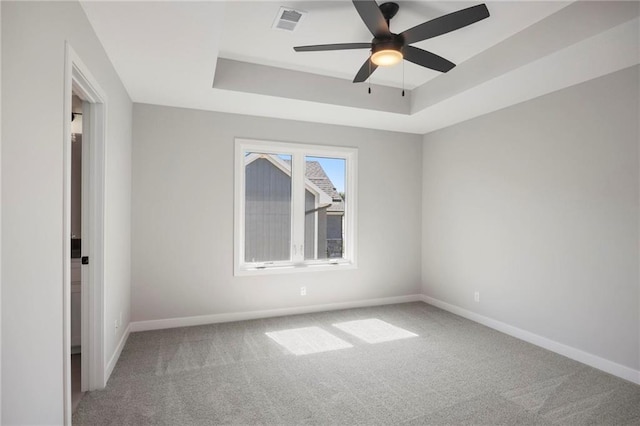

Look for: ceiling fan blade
[400,4,490,44]
[403,46,455,73]
[353,58,378,83]
[352,0,390,38]
[294,43,371,52]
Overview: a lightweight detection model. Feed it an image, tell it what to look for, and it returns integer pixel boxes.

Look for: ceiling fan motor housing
[371,34,404,55]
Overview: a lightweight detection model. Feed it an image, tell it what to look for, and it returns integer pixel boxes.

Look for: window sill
[234,261,357,277]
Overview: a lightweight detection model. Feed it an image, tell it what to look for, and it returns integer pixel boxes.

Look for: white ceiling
[80,1,640,134]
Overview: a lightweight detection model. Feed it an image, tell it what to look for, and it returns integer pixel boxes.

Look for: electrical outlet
[474,291,480,303]
[300,286,306,296]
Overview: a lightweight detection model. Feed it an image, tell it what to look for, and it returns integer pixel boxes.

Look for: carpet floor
[73,302,640,425]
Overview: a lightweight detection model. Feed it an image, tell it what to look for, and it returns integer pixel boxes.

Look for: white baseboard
[130,294,423,332]
[105,323,130,384]
[420,295,640,385]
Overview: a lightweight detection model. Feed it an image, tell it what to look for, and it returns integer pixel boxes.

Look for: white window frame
[234,138,358,276]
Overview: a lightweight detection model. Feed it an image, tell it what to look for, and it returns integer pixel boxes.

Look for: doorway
[70,93,84,412]
[63,43,107,425]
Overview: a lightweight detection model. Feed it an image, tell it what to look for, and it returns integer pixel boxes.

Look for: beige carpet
[73,302,640,425]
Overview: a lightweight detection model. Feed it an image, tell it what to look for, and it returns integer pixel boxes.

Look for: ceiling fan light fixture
[371,48,402,66]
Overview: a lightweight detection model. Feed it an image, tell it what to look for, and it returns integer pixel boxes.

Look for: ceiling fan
[294,1,490,83]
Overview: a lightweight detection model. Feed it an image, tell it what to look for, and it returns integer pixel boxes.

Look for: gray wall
[1,1,133,423]
[422,66,640,370]
[132,104,422,322]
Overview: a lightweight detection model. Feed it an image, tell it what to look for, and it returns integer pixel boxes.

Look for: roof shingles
[282,158,344,213]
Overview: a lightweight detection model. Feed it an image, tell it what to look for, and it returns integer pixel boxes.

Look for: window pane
[244,153,292,262]
[304,156,346,260]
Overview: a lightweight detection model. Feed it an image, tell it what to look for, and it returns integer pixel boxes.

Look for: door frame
[63,42,107,425]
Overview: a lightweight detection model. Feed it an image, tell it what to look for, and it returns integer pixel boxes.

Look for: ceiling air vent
[272,7,307,32]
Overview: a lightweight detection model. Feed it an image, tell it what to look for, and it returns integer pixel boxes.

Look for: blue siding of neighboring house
[327,215,342,240]
[317,209,327,259]
[304,189,316,259]
[305,197,328,260]
[327,215,343,258]
[245,158,291,262]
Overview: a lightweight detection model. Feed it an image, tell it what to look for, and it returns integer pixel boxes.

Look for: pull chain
[402,59,405,97]
[368,53,372,94]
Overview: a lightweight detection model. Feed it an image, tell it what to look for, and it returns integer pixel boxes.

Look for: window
[234,139,357,275]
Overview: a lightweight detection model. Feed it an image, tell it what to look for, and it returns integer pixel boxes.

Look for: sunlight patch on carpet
[333,318,418,343]
[266,326,353,355]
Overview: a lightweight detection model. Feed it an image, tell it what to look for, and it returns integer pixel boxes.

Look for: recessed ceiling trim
[213,58,411,115]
